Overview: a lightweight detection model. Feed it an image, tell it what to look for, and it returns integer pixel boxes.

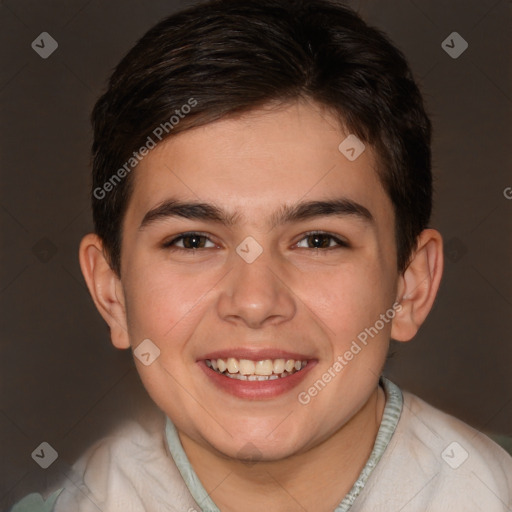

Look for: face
[117,100,400,461]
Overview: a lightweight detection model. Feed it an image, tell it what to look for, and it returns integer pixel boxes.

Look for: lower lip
[198,360,316,400]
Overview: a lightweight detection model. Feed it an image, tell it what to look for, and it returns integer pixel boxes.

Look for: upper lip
[199,348,314,361]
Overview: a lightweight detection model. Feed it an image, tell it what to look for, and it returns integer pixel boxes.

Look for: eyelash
[161,231,350,252]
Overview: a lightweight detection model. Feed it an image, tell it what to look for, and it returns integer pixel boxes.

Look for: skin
[80,99,443,511]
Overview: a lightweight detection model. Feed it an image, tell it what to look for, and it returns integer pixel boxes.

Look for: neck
[179,384,386,512]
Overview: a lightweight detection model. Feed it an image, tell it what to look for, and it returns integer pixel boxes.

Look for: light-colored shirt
[10,377,512,511]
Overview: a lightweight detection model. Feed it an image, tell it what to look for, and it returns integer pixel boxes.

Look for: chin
[206,428,311,463]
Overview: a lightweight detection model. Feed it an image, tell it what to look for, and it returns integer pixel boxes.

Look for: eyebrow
[139,197,374,231]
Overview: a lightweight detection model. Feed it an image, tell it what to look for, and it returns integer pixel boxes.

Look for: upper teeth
[206,357,307,379]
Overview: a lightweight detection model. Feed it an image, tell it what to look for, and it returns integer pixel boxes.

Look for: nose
[216,247,297,329]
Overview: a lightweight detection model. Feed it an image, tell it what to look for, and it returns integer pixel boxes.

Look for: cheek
[303,260,391,340]
[122,261,218,345]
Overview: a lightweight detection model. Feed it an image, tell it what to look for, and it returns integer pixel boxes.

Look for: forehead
[126,100,392,227]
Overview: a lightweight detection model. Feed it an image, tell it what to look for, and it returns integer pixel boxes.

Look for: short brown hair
[91,0,432,276]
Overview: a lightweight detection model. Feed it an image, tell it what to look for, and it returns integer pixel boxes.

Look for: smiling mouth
[205,357,309,381]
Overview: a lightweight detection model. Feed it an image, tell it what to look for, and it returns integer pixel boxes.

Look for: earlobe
[391,229,444,342]
[78,233,131,349]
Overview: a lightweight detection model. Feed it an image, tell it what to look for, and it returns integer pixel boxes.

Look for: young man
[11,0,512,510]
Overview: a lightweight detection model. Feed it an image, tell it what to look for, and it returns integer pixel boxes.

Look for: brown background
[1,0,511,508]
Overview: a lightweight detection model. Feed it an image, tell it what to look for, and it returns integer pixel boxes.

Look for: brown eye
[163,232,215,250]
[296,232,349,249]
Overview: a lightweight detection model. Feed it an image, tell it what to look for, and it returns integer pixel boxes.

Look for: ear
[78,233,131,349]
[391,228,444,342]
